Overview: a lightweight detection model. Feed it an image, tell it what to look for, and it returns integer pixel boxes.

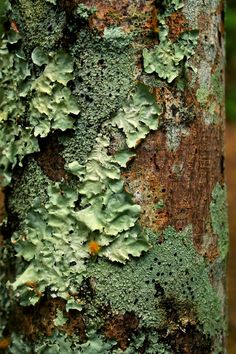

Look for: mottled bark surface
[0,0,228,353]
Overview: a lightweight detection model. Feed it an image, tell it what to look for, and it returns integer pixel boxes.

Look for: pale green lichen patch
[53,309,68,327]
[87,226,223,338]
[67,134,150,263]
[30,50,80,137]
[111,84,161,148]
[210,183,228,260]
[0,34,39,185]
[9,80,161,304]
[143,30,198,83]
[5,330,118,353]
[143,0,198,83]
[23,330,114,354]
[10,182,89,306]
[76,4,97,20]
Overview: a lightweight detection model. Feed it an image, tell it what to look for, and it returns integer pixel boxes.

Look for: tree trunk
[0,0,228,353]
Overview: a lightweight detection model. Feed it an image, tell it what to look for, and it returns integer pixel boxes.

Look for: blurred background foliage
[226,1,236,353]
[226,0,236,121]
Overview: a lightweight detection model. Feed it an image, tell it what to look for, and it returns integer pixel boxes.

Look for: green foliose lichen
[143,30,198,83]
[9,79,161,305]
[67,134,149,263]
[75,4,97,20]
[30,49,80,137]
[33,330,114,354]
[210,183,228,259]
[0,34,39,185]
[111,84,161,148]
[10,182,88,306]
[0,28,80,185]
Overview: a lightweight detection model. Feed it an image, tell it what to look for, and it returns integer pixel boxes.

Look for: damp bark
[0,0,228,353]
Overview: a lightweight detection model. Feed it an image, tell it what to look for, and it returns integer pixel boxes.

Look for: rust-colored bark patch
[104,312,139,350]
[35,135,68,182]
[165,11,190,41]
[9,297,86,341]
[74,0,158,34]
[123,118,223,259]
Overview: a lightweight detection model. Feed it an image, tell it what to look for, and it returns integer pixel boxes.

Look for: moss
[210,183,228,260]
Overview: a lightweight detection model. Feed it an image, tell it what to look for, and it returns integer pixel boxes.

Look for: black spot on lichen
[84,226,223,351]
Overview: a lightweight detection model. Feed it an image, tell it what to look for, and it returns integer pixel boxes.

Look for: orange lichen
[88,240,101,255]
[0,337,10,350]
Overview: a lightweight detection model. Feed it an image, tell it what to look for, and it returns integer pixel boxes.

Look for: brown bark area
[123,118,224,261]
[61,0,158,34]
[9,298,86,341]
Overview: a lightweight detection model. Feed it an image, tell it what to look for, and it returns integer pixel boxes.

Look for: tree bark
[0,0,228,353]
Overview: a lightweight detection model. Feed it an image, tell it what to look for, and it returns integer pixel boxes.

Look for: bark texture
[0,0,228,353]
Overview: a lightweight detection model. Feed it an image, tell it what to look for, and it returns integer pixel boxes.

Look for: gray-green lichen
[196,64,224,125]
[87,226,223,337]
[6,159,51,223]
[61,29,135,165]
[143,30,198,83]
[0,25,79,185]
[11,0,66,51]
[30,49,80,137]
[143,2,198,83]
[0,32,39,185]
[7,330,115,354]
[210,183,228,260]
[75,4,97,20]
